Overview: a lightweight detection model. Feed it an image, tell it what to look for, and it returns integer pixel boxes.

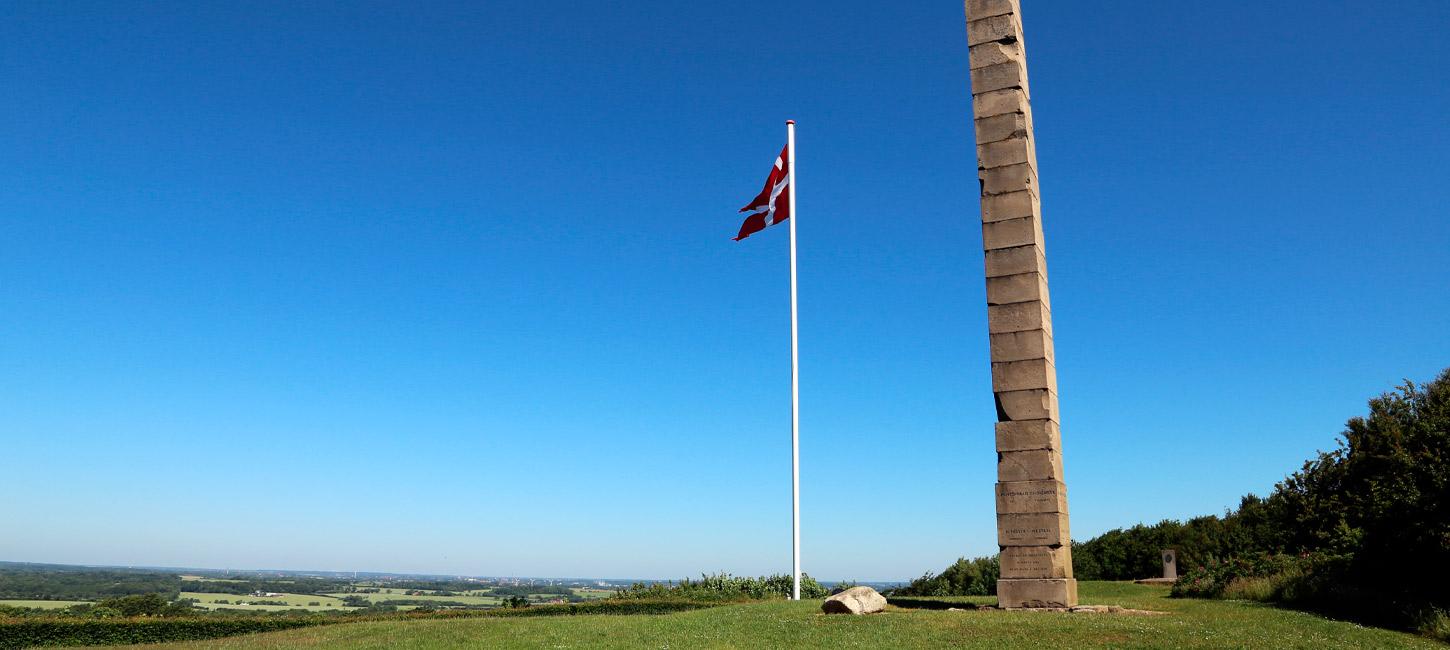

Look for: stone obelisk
[965,0,1077,608]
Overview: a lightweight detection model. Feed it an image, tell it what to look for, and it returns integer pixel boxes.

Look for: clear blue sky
[3,1,1448,582]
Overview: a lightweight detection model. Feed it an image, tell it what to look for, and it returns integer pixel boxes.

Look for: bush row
[886,556,998,597]
[0,617,330,649]
[1145,369,1450,642]
[1170,552,1449,643]
[0,600,718,647]
[612,573,828,601]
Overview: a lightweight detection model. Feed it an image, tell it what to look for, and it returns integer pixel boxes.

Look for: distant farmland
[0,600,90,610]
[181,592,356,612]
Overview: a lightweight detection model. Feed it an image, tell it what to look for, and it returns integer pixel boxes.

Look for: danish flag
[734,144,791,241]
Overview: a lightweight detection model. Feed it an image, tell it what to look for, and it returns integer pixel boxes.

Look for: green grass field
[0,600,90,610]
[181,592,356,612]
[114,583,1442,649]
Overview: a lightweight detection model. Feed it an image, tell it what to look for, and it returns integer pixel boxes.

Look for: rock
[821,586,887,615]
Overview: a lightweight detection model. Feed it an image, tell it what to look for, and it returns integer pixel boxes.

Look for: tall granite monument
[965,0,1077,608]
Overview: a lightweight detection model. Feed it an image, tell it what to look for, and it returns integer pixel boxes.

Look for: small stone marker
[821,586,887,615]
[1161,549,1177,580]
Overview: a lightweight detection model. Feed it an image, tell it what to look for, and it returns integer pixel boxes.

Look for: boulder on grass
[821,586,887,615]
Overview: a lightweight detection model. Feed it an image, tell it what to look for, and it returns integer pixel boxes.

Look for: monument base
[997,578,1078,609]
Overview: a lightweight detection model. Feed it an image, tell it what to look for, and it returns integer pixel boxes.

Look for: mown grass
[106,582,1442,649]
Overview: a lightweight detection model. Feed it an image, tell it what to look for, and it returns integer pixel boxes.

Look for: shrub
[889,556,998,597]
[95,595,168,618]
[0,601,717,647]
[0,617,330,648]
[1275,370,1450,610]
[613,573,828,601]
[1416,609,1450,643]
[1171,553,1303,599]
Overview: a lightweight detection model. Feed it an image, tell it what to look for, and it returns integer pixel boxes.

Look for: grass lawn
[114,582,1441,649]
[181,592,356,612]
[0,600,90,610]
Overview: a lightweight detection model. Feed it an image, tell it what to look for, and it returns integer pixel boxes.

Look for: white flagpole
[786,119,801,601]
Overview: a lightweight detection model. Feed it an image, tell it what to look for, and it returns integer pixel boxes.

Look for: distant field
[178,575,246,583]
[0,600,89,610]
[182,592,356,612]
[356,588,459,596]
[573,588,614,600]
[323,592,501,607]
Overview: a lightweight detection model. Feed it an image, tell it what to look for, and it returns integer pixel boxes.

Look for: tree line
[902,369,1448,640]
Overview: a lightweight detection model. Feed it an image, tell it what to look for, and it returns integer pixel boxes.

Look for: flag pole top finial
[786,119,795,125]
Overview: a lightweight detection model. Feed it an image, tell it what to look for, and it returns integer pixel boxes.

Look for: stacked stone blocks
[965,0,1077,608]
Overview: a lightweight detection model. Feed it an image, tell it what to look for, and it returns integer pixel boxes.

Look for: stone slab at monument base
[997,578,1078,609]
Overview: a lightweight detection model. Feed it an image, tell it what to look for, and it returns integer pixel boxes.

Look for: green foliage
[0,601,717,647]
[94,594,189,617]
[1416,609,1450,643]
[0,617,329,648]
[1170,553,1328,599]
[1119,369,1450,642]
[889,556,998,597]
[1276,370,1450,607]
[1071,496,1291,582]
[613,573,828,601]
[0,564,364,603]
[1077,370,1450,595]
[0,566,184,602]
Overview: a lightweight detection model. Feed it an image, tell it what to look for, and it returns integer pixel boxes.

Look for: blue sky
[2,1,1448,582]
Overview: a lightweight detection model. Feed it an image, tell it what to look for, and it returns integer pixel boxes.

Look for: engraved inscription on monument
[1001,546,1072,579]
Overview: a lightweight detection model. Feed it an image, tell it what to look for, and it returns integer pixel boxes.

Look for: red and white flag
[734,144,791,241]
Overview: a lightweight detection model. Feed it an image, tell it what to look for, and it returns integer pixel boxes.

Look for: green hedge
[613,573,829,601]
[0,617,331,648]
[0,600,716,647]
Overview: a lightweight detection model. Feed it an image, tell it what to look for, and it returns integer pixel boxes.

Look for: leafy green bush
[613,573,828,601]
[1276,370,1450,610]
[1071,369,1449,641]
[1416,609,1450,643]
[889,556,998,597]
[0,601,716,647]
[0,617,331,648]
[1071,495,1291,582]
[1170,553,1327,599]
